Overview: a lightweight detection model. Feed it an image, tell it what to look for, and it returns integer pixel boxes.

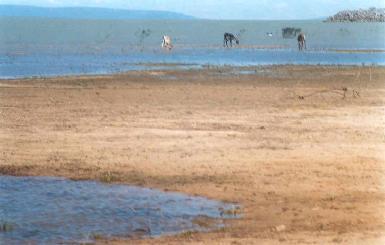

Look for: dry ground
[1,65,385,244]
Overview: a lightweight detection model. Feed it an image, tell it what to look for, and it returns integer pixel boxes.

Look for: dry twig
[297,87,360,100]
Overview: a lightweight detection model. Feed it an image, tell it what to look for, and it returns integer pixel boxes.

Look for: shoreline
[1,65,384,244]
[0,174,240,243]
[1,63,385,81]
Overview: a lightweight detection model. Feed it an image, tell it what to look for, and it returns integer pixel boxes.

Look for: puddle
[0,175,239,244]
[230,70,256,75]
[212,68,287,78]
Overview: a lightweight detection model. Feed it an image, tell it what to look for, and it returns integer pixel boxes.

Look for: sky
[1,0,384,20]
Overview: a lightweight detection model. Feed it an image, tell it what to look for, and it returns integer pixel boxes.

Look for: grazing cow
[297,33,306,51]
[223,33,239,48]
[162,35,173,50]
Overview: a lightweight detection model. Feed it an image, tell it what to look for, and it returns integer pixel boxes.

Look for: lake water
[0,17,385,78]
[0,175,238,244]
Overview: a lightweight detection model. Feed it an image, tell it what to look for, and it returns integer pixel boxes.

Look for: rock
[312,206,320,211]
[325,8,385,22]
[275,224,286,232]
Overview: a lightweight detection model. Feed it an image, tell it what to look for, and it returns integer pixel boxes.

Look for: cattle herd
[162,32,306,51]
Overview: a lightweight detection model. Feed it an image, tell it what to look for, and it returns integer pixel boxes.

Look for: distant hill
[325,7,385,22]
[0,5,195,20]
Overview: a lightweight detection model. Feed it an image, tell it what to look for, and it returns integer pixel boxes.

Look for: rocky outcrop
[325,7,385,22]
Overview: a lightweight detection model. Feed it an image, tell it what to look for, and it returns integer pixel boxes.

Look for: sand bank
[1,65,384,244]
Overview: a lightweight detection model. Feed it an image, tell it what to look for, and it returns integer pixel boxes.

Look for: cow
[223,33,239,48]
[162,35,173,50]
[297,33,306,51]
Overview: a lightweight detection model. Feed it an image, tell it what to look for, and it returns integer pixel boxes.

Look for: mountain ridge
[0,5,195,20]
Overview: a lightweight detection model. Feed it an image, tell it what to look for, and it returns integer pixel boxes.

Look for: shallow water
[1,49,384,79]
[0,175,237,244]
[0,18,384,78]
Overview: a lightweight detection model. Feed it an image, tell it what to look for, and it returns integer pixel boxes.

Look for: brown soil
[1,65,384,244]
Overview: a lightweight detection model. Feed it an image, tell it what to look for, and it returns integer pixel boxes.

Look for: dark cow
[223,33,239,48]
[297,33,306,51]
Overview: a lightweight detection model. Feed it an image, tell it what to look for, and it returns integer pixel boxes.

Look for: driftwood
[298,87,360,100]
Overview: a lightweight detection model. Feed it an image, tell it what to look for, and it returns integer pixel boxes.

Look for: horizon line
[0,4,332,21]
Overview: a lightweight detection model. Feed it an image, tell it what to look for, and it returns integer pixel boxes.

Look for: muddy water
[0,176,238,244]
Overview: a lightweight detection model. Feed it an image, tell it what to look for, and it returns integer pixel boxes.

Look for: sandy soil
[1,65,385,244]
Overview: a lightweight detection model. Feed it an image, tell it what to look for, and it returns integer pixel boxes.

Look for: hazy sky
[1,0,384,19]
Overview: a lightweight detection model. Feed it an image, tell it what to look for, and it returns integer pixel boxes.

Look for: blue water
[0,176,238,244]
[1,49,384,79]
[0,18,385,78]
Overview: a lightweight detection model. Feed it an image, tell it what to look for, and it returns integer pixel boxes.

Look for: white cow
[162,35,173,50]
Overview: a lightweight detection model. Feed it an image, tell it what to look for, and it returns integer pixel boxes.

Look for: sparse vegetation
[0,222,14,232]
[219,206,241,217]
[192,215,218,228]
[99,171,119,183]
[91,232,105,240]
[179,230,196,238]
